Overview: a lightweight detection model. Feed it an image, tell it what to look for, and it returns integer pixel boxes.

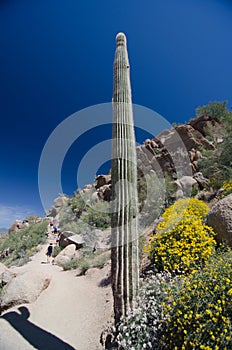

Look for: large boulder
[95,175,111,189]
[175,176,198,196]
[47,194,68,218]
[8,220,23,234]
[206,194,232,246]
[189,114,221,137]
[174,125,215,151]
[1,269,16,286]
[0,270,51,312]
[54,244,76,266]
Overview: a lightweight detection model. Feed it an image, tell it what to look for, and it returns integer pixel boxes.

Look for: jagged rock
[8,220,23,234]
[59,231,75,248]
[193,172,209,189]
[47,195,68,218]
[189,114,221,137]
[0,271,51,312]
[97,184,112,201]
[206,194,232,246]
[54,195,68,208]
[174,125,215,151]
[95,175,111,189]
[54,244,76,266]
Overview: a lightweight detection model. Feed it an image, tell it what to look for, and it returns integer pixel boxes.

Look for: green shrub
[0,220,48,266]
[61,251,110,273]
[52,245,62,258]
[61,258,80,271]
[81,201,111,229]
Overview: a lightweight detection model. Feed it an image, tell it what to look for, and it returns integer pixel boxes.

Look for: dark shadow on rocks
[1,306,75,350]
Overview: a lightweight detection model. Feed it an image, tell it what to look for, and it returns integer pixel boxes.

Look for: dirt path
[0,231,113,350]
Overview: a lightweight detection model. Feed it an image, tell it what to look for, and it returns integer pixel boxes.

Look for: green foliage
[68,193,87,218]
[0,220,48,266]
[52,245,62,258]
[145,199,216,273]
[196,100,229,121]
[139,173,166,227]
[197,101,232,189]
[61,251,110,273]
[82,201,111,229]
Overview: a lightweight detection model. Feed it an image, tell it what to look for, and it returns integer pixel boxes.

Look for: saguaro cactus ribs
[111,32,139,324]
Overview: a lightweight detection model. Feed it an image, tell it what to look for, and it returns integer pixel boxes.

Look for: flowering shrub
[116,272,174,350]
[222,179,232,196]
[149,217,216,273]
[115,250,232,350]
[145,198,216,272]
[161,249,232,349]
[146,199,216,273]
[157,198,210,231]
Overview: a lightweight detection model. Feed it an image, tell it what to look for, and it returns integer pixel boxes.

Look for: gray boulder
[206,194,232,246]
[0,270,51,312]
[1,270,16,286]
[175,176,198,197]
[54,244,76,266]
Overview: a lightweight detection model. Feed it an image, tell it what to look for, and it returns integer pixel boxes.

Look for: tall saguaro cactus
[111,32,139,325]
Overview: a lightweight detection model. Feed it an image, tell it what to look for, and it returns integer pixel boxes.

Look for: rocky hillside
[2,101,232,265]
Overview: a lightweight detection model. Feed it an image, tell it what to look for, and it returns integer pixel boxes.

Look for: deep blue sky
[0,0,232,227]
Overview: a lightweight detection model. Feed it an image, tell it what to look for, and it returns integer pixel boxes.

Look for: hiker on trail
[49,219,53,227]
[53,225,58,234]
[46,243,53,263]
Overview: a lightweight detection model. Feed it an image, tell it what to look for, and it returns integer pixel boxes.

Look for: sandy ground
[0,235,113,350]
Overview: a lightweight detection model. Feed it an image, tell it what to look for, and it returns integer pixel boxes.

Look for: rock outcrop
[54,244,77,266]
[206,194,232,246]
[47,194,68,219]
[0,270,51,312]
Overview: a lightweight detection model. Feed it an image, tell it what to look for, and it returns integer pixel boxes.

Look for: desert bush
[145,199,216,273]
[52,245,62,257]
[61,250,110,273]
[198,102,232,189]
[0,220,48,266]
[116,249,232,349]
[116,271,173,350]
[81,201,111,229]
[161,249,232,349]
[222,179,232,197]
[61,257,80,271]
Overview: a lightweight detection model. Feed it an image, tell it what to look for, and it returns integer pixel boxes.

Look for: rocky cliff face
[87,115,220,202]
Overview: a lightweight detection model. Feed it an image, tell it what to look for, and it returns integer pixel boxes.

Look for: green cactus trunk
[111,32,139,325]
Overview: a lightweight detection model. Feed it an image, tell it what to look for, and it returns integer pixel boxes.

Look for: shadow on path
[1,306,76,350]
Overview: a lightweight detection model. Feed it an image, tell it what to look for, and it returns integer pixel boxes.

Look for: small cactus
[111,32,139,324]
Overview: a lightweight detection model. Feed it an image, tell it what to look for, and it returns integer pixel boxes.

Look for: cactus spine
[111,32,139,324]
